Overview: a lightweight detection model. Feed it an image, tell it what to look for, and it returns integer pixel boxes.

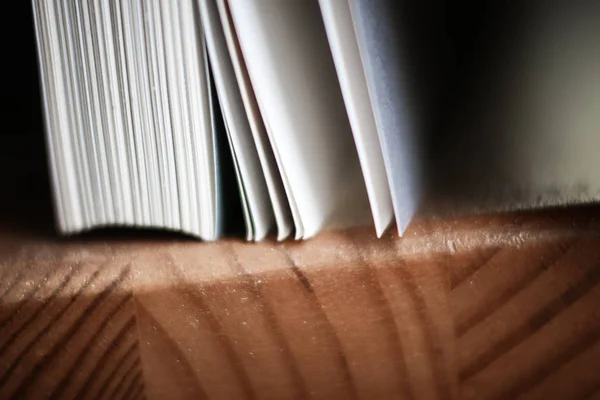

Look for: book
[32,0,600,241]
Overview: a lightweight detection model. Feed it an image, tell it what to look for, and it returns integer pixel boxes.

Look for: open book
[32,0,600,240]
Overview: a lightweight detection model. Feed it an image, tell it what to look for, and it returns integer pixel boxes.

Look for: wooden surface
[1,206,600,399]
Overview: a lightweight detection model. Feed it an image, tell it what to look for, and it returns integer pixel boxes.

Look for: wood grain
[0,246,138,400]
[1,206,599,399]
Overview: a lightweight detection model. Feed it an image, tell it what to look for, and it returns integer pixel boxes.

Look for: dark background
[0,2,54,235]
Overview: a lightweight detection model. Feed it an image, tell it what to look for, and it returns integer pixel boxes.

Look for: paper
[33,0,218,239]
[216,0,293,240]
[228,0,371,238]
[319,0,394,237]
[201,0,276,241]
[349,0,424,234]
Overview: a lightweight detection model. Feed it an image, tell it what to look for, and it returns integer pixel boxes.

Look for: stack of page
[32,0,600,240]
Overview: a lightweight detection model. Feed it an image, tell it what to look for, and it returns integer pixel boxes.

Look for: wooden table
[1,199,599,399]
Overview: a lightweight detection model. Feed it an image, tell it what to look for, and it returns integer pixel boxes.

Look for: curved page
[201,0,275,241]
[319,0,393,237]
[228,0,371,238]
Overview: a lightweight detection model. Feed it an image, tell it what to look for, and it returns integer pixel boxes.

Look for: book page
[216,0,293,241]
[228,0,371,238]
[201,0,275,241]
[319,0,393,237]
[349,0,428,235]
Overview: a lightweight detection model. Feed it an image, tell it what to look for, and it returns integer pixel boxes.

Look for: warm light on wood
[1,207,599,399]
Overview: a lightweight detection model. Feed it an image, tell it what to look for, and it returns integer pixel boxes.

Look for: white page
[203,39,220,240]
[116,0,149,226]
[35,0,219,239]
[201,0,275,241]
[146,0,179,230]
[127,0,218,238]
[57,1,98,230]
[209,56,254,241]
[222,114,254,241]
[228,0,371,238]
[349,0,425,235]
[318,0,393,237]
[128,0,166,229]
[92,0,135,227]
[263,115,304,239]
[172,0,218,239]
[216,0,293,241]
[162,0,196,233]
